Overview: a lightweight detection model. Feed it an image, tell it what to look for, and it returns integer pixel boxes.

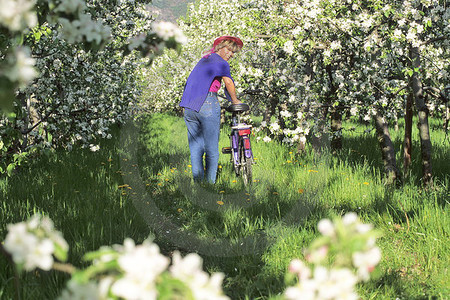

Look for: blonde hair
[214,40,242,53]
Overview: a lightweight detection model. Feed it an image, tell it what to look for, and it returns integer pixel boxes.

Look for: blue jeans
[184,92,221,183]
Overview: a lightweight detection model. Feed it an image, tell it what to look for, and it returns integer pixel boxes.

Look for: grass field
[1,113,448,299]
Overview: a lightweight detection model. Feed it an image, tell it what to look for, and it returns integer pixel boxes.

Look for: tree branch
[421,36,447,46]
[52,262,77,274]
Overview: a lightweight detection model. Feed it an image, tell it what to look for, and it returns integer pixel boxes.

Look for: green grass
[1,114,448,299]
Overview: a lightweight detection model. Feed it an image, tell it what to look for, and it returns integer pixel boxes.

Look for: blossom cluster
[3,215,230,300]
[51,0,112,45]
[170,251,229,300]
[314,212,382,281]
[152,21,188,45]
[57,13,111,45]
[67,247,229,300]
[3,214,68,271]
[145,0,449,146]
[0,0,37,31]
[2,47,37,87]
[285,263,358,300]
[284,212,381,300]
[1,0,188,176]
[0,0,38,94]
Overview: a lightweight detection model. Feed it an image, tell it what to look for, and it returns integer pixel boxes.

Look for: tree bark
[326,65,342,152]
[330,107,342,151]
[263,96,278,123]
[444,102,449,133]
[403,92,413,176]
[374,113,401,184]
[410,47,432,185]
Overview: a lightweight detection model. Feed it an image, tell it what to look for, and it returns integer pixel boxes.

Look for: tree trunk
[310,106,329,153]
[410,47,432,185]
[263,96,278,123]
[326,65,342,152]
[403,92,413,176]
[444,102,449,133]
[374,113,401,184]
[278,102,287,131]
[330,107,342,151]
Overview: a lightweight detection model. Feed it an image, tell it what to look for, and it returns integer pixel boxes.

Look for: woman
[180,36,243,183]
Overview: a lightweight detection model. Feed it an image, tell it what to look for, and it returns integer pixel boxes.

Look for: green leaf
[33,29,42,42]
[72,260,119,284]
[157,272,193,300]
[6,163,15,176]
[47,132,53,144]
[54,242,68,262]
[83,248,116,262]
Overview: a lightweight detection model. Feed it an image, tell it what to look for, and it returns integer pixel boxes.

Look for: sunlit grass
[1,113,448,299]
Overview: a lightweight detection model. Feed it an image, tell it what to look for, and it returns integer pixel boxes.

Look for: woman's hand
[223,77,242,104]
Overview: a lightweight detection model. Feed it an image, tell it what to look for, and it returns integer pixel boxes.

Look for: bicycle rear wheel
[239,140,253,185]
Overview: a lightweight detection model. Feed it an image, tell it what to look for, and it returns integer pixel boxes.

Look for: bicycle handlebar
[217,89,263,100]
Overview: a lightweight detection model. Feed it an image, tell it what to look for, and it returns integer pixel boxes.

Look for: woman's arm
[223,76,241,104]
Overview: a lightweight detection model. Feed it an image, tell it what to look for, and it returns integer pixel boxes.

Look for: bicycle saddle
[226,103,250,112]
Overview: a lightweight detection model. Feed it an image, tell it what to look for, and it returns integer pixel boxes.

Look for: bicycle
[221,102,254,185]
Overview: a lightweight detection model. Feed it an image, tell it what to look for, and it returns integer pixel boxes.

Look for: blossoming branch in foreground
[60,239,230,300]
[152,21,188,45]
[285,264,359,300]
[3,214,228,300]
[3,214,68,271]
[0,0,37,31]
[4,47,38,86]
[170,251,230,300]
[284,212,382,300]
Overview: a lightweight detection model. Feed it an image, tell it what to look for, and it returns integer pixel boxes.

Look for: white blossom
[283,40,295,54]
[55,0,86,14]
[280,110,292,118]
[270,122,280,131]
[330,40,341,50]
[342,212,358,225]
[318,218,335,236]
[24,238,55,271]
[263,136,272,143]
[89,144,100,152]
[111,239,169,299]
[3,215,67,271]
[170,251,229,300]
[6,48,37,85]
[152,21,186,44]
[353,247,382,281]
[0,0,37,31]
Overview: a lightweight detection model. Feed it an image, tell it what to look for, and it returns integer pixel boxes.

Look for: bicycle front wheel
[239,140,253,185]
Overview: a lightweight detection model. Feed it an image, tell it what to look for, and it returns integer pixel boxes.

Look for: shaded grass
[0,126,150,299]
[1,113,448,299]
